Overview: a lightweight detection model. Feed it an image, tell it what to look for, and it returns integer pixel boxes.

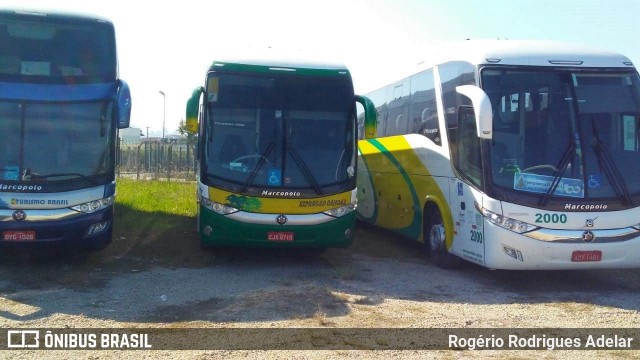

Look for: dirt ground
[1,217,639,359]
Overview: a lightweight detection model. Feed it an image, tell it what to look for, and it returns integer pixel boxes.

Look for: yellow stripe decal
[358,136,453,246]
[208,187,353,215]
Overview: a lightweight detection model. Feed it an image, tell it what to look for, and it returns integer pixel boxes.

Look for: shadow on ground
[0,207,639,325]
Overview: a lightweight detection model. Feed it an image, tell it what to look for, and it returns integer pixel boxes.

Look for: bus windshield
[0,101,114,185]
[0,13,116,84]
[483,68,640,207]
[202,73,356,196]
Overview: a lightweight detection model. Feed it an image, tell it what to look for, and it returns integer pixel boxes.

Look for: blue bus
[0,9,131,249]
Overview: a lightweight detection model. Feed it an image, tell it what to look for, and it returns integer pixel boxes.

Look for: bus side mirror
[186,87,203,133]
[356,95,377,139]
[116,80,132,129]
[456,85,493,139]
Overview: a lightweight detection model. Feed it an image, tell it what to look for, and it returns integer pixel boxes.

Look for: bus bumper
[199,206,355,248]
[481,222,640,270]
[0,206,113,250]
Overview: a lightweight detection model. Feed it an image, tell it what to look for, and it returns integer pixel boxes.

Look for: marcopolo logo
[564,203,608,211]
[261,190,301,197]
[0,184,44,192]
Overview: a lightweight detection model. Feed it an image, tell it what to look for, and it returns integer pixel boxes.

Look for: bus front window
[27,102,113,180]
[0,15,116,84]
[483,68,640,207]
[203,73,355,196]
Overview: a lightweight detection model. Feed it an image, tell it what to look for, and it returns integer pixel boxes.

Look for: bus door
[449,106,486,265]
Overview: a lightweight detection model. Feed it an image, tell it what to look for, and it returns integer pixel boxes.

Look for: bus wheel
[426,209,461,269]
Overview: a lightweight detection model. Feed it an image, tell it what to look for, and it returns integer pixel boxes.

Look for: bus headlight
[479,207,538,234]
[200,196,238,215]
[71,196,114,214]
[323,201,357,218]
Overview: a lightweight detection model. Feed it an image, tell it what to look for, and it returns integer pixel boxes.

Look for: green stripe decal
[367,139,423,239]
[356,147,379,223]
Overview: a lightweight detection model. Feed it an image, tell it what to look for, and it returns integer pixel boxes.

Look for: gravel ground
[1,221,639,359]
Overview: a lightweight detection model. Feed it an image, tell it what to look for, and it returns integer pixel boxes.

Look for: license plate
[3,231,36,241]
[571,250,602,262]
[267,231,294,242]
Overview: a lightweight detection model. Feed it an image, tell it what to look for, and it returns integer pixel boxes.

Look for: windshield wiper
[590,117,632,206]
[538,141,576,207]
[240,141,275,194]
[29,172,98,185]
[286,144,323,195]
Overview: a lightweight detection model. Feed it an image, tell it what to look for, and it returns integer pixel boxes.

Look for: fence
[117,137,196,180]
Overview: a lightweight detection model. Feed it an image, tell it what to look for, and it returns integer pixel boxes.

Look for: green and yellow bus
[357,40,640,270]
[186,57,374,248]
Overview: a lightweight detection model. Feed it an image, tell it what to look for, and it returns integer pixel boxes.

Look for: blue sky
[5,0,640,136]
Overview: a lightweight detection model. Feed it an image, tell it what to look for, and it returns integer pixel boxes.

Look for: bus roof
[416,40,634,70]
[208,50,350,76]
[0,8,113,25]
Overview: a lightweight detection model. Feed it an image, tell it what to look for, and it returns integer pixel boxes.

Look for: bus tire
[425,207,461,269]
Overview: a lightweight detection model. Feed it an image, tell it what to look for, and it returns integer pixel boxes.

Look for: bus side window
[377,108,388,137]
[366,86,388,137]
[415,107,440,145]
[386,81,409,136]
[0,55,20,75]
[623,114,638,151]
[409,69,441,145]
[356,102,365,140]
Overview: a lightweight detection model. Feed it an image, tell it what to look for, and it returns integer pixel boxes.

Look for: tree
[177,118,197,147]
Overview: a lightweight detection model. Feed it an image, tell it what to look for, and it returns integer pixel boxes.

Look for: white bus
[357,40,640,269]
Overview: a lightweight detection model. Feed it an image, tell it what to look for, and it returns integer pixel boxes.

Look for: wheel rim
[429,223,445,252]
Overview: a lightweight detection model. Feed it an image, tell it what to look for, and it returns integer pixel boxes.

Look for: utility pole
[159,91,166,140]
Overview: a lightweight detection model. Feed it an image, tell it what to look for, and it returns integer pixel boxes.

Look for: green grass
[111,179,202,265]
[115,178,197,217]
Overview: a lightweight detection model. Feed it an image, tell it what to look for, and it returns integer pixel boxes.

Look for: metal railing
[117,137,196,180]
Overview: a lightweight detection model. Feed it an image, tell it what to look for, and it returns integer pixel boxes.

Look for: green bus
[186,57,375,248]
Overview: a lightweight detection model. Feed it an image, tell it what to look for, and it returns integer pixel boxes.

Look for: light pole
[158,90,166,140]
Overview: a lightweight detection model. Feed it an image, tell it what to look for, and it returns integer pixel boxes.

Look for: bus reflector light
[503,246,524,261]
[86,221,109,236]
